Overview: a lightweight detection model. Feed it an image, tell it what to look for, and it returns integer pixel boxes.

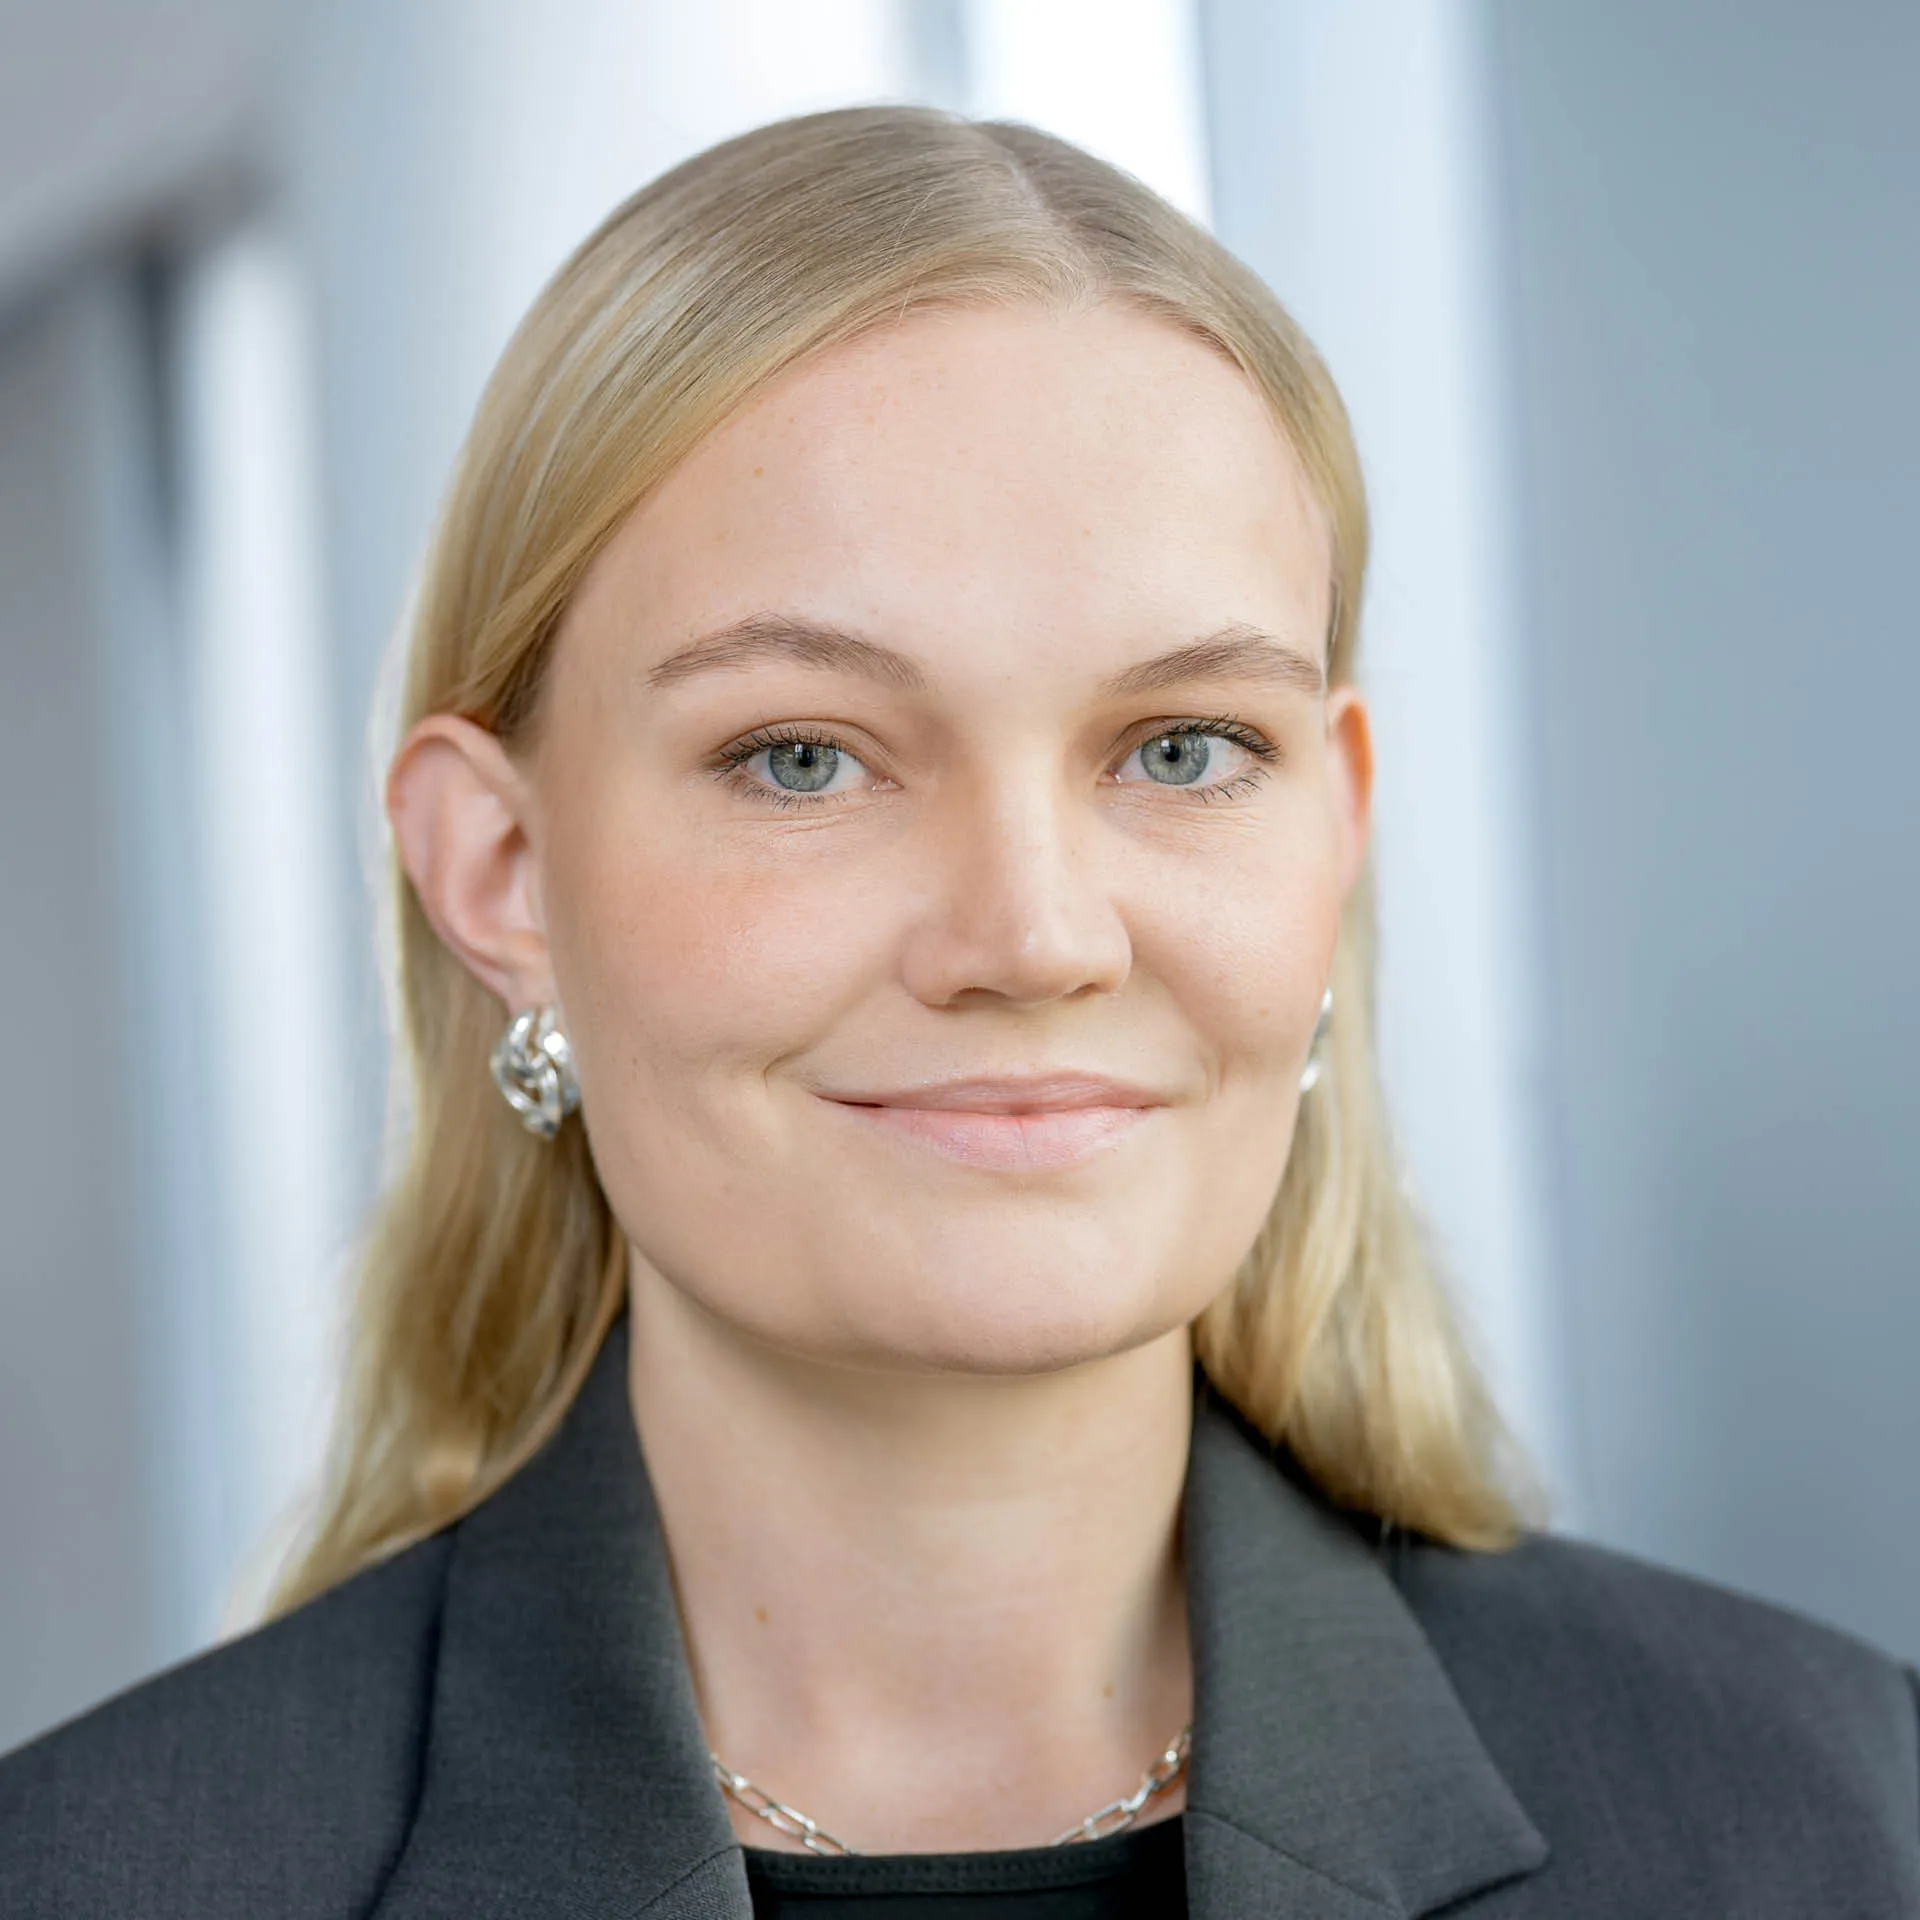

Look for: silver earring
[490,1005,581,1140]
[1299,987,1334,1093]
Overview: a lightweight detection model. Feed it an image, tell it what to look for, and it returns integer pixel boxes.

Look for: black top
[743,1816,1186,1918]
[2,1315,1917,1918]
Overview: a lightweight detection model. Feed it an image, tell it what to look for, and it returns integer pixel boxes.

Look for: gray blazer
[4,1315,1917,1917]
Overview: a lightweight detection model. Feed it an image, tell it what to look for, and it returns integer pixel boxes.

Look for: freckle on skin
[755,1606,770,1624]
[1102,1682,1115,1699]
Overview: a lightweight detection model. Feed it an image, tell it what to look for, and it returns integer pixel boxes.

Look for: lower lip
[825,1101,1157,1171]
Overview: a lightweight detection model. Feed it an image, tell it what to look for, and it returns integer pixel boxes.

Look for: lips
[818,1074,1169,1171]
[824,1073,1169,1115]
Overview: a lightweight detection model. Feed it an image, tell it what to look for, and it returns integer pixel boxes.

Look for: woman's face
[405,300,1371,1376]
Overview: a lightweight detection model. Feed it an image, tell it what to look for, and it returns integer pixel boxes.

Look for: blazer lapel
[1181,1382,1550,1918]
[371,1315,751,1920]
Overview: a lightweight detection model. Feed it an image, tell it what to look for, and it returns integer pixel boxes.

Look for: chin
[839,1279,1194,1379]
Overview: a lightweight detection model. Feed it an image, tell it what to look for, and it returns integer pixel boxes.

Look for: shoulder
[1393,1524,1920,1902]
[0,1532,453,1920]
[1395,1520,1917,1732]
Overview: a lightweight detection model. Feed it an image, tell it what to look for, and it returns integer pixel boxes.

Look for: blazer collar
[372,1320,1547,1920]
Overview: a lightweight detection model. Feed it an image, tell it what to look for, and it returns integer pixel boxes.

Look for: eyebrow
[645,614,1326,700]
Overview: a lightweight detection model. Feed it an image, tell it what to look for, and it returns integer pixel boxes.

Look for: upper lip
[822,1073,1171,1114]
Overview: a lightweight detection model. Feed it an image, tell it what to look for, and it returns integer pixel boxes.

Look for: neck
[624,1256,1196,1855]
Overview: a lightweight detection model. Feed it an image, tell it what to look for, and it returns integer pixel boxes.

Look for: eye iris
[1142,732,1212,786]
[767,741,838,793]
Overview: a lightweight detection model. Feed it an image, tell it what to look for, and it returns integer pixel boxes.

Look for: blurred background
[2,0,1915,1751]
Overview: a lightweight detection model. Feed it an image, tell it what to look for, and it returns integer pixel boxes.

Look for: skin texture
[388,300,1373,1853]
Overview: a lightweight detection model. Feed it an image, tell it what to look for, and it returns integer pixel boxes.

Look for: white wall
[172,226,354,1627]
[0,277,167,1749]
[1486,0,1920,1661]
[0,0,283,308]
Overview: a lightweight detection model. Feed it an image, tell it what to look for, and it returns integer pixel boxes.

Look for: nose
[896,758,1133,1010]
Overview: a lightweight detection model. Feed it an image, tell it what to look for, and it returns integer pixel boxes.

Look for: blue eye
[763,740,843,794]
[715,727,873,809]
[1132,731,1228,786]
[1115,722,1278,803]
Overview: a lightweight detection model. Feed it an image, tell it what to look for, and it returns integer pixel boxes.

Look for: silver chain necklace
[711,1723,1192,1857]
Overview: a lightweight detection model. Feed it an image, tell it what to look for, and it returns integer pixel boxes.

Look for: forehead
[569,301,1332,674]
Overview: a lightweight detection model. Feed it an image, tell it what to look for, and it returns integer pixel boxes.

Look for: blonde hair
[271,104,1536,1617]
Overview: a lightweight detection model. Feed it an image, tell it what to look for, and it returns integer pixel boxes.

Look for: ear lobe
[1326,685,1375,895]
[385,714,553,1010]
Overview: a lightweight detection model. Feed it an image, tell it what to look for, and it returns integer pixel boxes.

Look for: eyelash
[709,713,1281,812]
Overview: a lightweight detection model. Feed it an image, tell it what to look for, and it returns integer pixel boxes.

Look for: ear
[385,714,554,1011]
[1324,683,1375,897]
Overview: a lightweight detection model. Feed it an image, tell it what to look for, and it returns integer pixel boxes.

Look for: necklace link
[1048,1726,1192,1845]
[711,1759,859,1856]
[712,1722,1192,1857]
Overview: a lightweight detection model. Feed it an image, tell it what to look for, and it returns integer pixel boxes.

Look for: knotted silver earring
[490,1005,581,1140]
[1299,987,1334,1094]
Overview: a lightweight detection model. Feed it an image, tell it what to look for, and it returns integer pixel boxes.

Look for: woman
[2,105,1915,1919]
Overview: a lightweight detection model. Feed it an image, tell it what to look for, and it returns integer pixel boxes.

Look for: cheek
[1140,825,1345,1077]
[540,799,889,1105]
